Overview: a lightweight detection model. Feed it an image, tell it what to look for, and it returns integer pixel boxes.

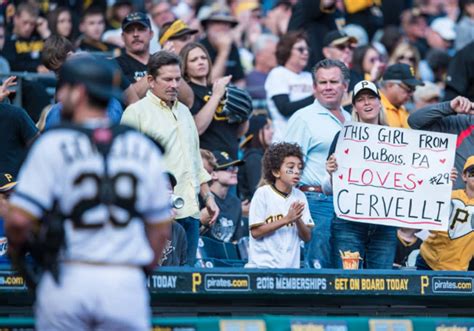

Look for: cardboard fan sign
[332,122,457,231]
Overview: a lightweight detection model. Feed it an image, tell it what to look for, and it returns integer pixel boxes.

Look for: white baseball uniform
[10,123,172,331]
[246,185,314,268]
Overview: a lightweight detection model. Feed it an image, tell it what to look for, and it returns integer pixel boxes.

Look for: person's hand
[326,154,338,176]
[163,41,176,54]
[36,17,51,39]
[36,65,50,73]
[285,201,304,224]
[212,75,232,98]
[241,199,250,218]
[370,60,385,82]
[450,96,474,114]
[212,33,232,53]
[450,167,458,184]
[205,196,219,226]
[200,207,211,226]
[0,76,16,101]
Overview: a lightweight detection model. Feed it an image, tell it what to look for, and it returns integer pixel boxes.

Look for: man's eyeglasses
[387,80,415,93]
[293,46,310,54]
[467,171,474,178]
[397,83,415,93]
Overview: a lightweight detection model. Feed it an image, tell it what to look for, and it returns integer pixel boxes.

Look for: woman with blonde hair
[388,42,421,77]
[180,42,248,159]
[325,80,398,269]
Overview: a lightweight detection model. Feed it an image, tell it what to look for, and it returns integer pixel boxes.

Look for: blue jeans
[176,217,199,267]
[332,217,397,269]
[304,192,334,269]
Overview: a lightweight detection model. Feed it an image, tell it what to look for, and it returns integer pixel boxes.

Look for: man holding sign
[416,156,474,271]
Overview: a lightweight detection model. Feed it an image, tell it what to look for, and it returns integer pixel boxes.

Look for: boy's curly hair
[262,142,304,184]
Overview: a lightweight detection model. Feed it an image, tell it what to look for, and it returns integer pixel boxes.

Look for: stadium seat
[196,236,246,268]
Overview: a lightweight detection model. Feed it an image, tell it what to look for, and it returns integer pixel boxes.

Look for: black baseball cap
[58,54,123,102]
[122,12,151,30]
[212,151,244,170]
[0,173,16,192]
[383,63,424,88]
[323,30,357,47]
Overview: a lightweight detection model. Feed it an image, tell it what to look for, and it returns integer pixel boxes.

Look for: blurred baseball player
[5,55,173,331]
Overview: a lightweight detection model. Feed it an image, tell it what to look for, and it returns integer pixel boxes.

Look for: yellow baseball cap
[463,156,474,173]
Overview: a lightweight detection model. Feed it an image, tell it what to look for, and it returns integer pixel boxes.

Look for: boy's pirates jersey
[10,124,172,266]
[247,185,314,269]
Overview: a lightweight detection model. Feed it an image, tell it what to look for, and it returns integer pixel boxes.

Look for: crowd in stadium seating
[0,0,473,271]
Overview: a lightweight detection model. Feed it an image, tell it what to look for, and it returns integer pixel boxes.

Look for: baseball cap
[122,12,151,30]
[383,63,424,89]
[201,7,238,27]
[323,30,358,48]
[235,0,260,16]
[352,80,380,104]
[463,156,474,173]
[212,151,244,170]
[0,173,16,192]
[159,19,198,45]
[430,17,456,41]
[58,54,123,102]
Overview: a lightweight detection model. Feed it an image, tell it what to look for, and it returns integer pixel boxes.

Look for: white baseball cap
[352,80,380,104]
[430,17,456,41]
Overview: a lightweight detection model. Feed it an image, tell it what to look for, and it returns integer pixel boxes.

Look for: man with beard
[6,55,172,330]
[115,12,154,98]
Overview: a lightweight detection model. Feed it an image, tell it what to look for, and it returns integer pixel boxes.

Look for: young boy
[200,151,244,243]
[78,7,121,56]
[416,156,474,271]
[246,142,313,269]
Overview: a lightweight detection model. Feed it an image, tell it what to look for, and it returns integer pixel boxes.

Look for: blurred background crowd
[0,0,473,271]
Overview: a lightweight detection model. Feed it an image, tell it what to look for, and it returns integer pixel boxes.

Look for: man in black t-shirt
[2,3,49,73]
[200,8,245,87]
[0,103,39,176]
[115,12,154,98]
